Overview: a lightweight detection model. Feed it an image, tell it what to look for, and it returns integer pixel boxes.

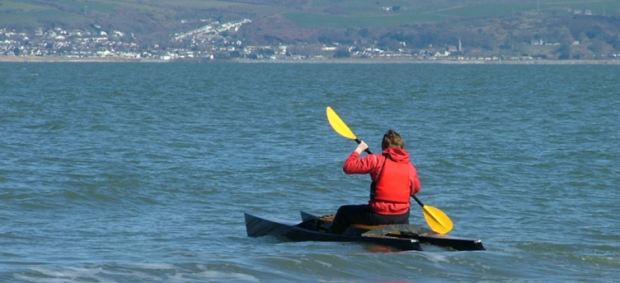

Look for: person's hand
[355,140,369,154]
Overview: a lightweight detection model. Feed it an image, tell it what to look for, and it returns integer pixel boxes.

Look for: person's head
[381,129,404,150]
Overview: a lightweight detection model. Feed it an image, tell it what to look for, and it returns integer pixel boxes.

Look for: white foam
[314,260,333,268]
[421,252,450,264]
[197,270,260,282]
[17,267,117,283]
[129,262,178,270]
[17,265,184,283]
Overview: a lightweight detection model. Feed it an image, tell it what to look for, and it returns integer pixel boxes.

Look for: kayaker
[329,129,421,234]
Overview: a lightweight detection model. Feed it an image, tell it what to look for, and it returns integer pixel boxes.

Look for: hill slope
[1,0,620,58]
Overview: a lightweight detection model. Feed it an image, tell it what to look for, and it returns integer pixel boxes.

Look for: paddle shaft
[354,139,422,205]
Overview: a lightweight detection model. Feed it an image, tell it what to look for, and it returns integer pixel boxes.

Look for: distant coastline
[0,56,164,63]
[1,55,619,65]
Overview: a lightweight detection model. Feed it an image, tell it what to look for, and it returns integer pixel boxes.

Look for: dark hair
[381,129,404,150]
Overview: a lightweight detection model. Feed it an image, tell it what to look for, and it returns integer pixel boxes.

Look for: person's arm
[410,165,421,195]
[343,140,377,174]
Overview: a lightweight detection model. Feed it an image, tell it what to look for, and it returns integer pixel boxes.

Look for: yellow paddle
[326,106,454,235]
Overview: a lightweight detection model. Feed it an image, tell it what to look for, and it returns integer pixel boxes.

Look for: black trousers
[330,204,410,234]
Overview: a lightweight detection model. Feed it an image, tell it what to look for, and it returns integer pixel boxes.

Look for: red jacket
[343,147,421,215]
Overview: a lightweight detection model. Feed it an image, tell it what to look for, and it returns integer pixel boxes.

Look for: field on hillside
[284,0,619,28]
[0,0,268,27]
[431,2,539,17]
[283,12,448,28]
[0,0,618,29]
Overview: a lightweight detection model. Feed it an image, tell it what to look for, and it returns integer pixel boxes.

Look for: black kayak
[245,211,485,251]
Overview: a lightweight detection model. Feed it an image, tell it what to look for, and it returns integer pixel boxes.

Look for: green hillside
[0,0,269,27]
[1,0,619,59]
[1,0,619,29]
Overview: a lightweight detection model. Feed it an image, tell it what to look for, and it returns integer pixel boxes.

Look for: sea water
[1,62,619,282]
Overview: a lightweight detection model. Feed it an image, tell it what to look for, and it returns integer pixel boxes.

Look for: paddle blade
[326,106,357,140]
[421,205,454,235]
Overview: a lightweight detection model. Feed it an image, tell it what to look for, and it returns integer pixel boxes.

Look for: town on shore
[2,53,620,65]
[2,19,619,65]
